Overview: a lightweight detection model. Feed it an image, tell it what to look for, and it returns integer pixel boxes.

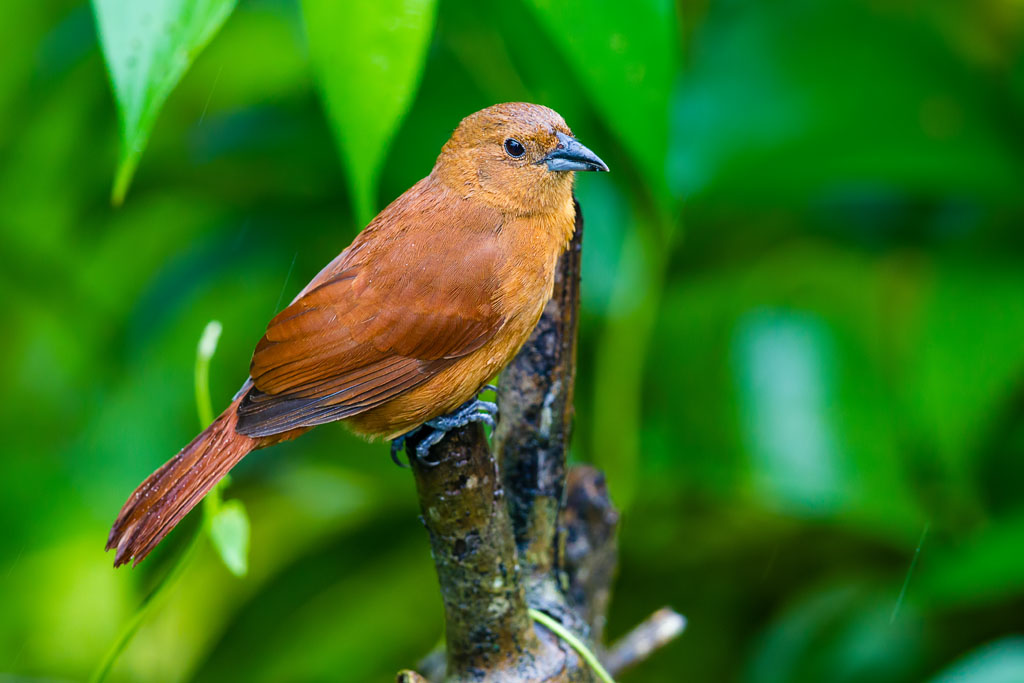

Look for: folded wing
[237,186,505,437]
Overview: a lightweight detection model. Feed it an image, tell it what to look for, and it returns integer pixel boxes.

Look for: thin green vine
[529,608,616,683]
[90,320,225,683]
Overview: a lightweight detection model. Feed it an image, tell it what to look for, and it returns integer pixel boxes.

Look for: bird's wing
[236,189,506,437]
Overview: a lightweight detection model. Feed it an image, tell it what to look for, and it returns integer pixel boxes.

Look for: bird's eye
[504,138,526,158]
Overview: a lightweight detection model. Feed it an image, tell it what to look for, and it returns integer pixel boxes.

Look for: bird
[105,102,608,568]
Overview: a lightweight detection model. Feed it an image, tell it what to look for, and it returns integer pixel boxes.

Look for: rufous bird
[106,102,608,567]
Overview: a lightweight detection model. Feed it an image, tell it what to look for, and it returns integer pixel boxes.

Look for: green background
[3,0,1024,681]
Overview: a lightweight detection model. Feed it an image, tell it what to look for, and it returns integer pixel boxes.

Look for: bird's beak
[540,131,609,172]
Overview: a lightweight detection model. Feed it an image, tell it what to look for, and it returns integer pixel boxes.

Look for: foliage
[302,0,438,225]
[92,0,238,204]
[2,0,1024,681]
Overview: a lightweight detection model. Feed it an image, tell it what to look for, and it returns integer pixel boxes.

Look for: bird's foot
[426,398,497,432]
[416,398,498,464]
[389,392,499,467]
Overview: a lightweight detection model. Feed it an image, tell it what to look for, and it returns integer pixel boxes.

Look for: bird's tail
[106,400,256,567]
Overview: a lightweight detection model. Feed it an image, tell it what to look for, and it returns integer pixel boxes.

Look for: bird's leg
[390,427,422,468]
[414,394,499,464]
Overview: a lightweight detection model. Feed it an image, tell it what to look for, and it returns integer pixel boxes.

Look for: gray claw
[411,398,500,462]
[390,436,408,468]
[415,429,447,464]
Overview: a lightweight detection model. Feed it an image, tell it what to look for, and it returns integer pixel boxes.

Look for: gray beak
[540,131,609,172]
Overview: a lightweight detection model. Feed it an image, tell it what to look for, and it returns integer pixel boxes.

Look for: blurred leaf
[6,537,131,677]
[91,0,238,204]
[302,0,438,224]
[524,0,679,203]
[733,309,850,516]
[575,175,630,315]
[192,541,438,683]
[186,0,312,112]
[209,499,250,578]
[745,582,922,683]
[928,637,1024,683]
[918,513,1024,608]
[908,261,1024,478]
[670,0,1024,204]
[591,222,665,510]
[646,243,923,531]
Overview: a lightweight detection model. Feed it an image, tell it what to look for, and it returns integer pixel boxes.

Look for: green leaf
[92,0,238,205]
[523,0,680,203]
[928,637,1024,683]
[302,0,438,225]
[208,498,250,578]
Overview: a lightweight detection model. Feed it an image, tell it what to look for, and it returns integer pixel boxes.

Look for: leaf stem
[194,320,222,429]
[529,608,616,683]
[89,530,203,683]
[196,320,225,512]
[89,320,224,683]
[110,153,137,207]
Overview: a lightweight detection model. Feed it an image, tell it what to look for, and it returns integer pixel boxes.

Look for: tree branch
[407,425,561,681]
[401,200,683,681]
[560,466,619,644]
[494,199,582,572]
[604,608,687,676]
[492,200,584,626]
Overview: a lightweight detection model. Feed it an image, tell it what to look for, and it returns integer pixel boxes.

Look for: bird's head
[433,102,608,216]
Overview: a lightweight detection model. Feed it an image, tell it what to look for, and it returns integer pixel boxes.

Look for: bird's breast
[492,204,576,317]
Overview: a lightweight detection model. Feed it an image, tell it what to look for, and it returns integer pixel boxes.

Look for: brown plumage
[107,102,608,567]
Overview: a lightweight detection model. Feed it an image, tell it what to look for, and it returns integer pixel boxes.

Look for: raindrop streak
[198,64,224,125]
[890,521,930,624]
[274,252,299,314]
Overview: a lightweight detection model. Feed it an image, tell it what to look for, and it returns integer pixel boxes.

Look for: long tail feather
[106,401,256,567]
